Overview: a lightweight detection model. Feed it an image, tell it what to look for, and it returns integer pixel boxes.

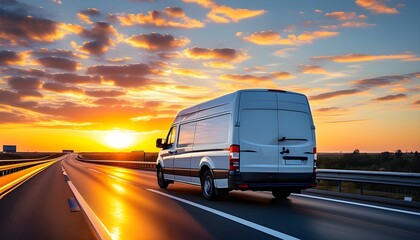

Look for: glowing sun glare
[104,130,135,149]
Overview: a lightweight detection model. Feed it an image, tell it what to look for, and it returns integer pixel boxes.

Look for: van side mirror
[156,138,164,148]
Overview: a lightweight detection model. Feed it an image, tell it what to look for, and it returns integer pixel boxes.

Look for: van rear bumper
[228,171,317,190]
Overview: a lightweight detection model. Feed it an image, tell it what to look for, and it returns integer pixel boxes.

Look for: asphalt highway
[62,154,420,240]
[1,153,419,240]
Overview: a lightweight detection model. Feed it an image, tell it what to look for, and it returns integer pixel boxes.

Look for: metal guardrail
[316,169,420,187]
[76,157,156,170]
[0,156,50,166]
[0,159,55,176]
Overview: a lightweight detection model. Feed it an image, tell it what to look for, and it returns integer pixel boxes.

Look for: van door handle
[169,150,177,154]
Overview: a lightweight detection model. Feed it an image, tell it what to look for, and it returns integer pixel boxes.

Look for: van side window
[194,114,230,145]
[166,126,177,149]
[178,122,196,148]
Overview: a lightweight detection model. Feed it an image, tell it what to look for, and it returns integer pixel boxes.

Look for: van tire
[157,166,169,189]
[201,170,220,200]
[272,190,291,199]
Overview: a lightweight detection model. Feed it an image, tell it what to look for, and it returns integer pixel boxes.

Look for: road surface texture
[1,153,419,240]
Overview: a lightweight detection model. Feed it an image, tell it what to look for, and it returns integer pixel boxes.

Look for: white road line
[62,164,112,240]
[147,189,299,240]
[89,168,103,174]
[67,181,112,240]
[294,194,420,217]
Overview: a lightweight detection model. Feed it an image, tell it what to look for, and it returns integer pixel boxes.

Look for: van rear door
[239,91,315,175]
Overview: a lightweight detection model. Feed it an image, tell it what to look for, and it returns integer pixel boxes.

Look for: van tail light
[229,145,240,171]
[313,147,317,173]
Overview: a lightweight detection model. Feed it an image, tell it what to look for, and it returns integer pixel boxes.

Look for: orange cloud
[207,5,265,23]
[310,89,361,100]
[341,21,376,28]
[373,93,407,101]
[172,68,208,78]
[272,72,295,80]
[118,7,205,28]
[184,47,249,63]
[0,50,26,66]
[243,30,338,45]
[312,53,416,62]
[220,74,271,82]
[184,0,265,23]
[325,11,356,21]
[0,7,82,46]
[125,33,190,51]
[355,0,398,14]
[203,61,235,69]
[77,8,101,24]
[299,65,329,75]
[36,57,80,72]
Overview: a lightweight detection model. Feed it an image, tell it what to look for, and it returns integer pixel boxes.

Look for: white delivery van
[156,89,317,200]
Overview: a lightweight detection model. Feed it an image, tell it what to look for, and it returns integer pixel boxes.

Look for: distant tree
[395,149,403,158]
[353,149,360,155]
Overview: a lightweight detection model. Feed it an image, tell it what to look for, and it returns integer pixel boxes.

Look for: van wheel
[272,190,291,199]
[201,170,220,200]
[157,166,169,189]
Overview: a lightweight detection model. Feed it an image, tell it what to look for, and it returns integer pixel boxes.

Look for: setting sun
[104,130,135,149]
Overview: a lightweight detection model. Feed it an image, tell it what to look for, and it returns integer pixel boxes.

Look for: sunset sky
[0,0,419,153]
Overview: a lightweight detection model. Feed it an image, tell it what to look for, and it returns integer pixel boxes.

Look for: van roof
[175,89,306,123]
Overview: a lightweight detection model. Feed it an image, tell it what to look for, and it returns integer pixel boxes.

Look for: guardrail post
[338,181,342,192]
[360,183,363,195]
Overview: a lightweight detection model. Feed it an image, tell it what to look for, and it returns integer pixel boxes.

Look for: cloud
[312,53,416,62]
[1,67,46,77]
[309,89,361,100]
[85,89,127,98]
[309,72,417,101]
[118,7,205,28]
[158,52,183,60]
[78,22,119,56]
[7,76,43,97]
[42,82,83,93]
[373,93,407,101]
[341,21,376,28]
[184,0,265,23]
[274,48,297,56]
[414,100,420,105]
[0,7,82,46]
[93,98,130,106]
[172,68,208,78]
[77,8,101,24]
[355,0,398,14]
[353,75,409,89]
[325,11,357,21]
[0,111,33,124]
[0,50,24,65]
[50,73,101,84]
[30,48,86,59]
[36,57,80,71]
[272,71,295,80]
[184,47,248,63]
[220,74,271,82]
[86,63,165,88]
[299,65,329,75]
[0,89,38,109]
[125,33,190,51]
[242,30,338,45]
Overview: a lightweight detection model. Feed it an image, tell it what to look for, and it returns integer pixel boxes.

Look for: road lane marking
[294,194,420,217]
[62,164,112,240]
[147,189,299,240]
[89,168,103,174]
